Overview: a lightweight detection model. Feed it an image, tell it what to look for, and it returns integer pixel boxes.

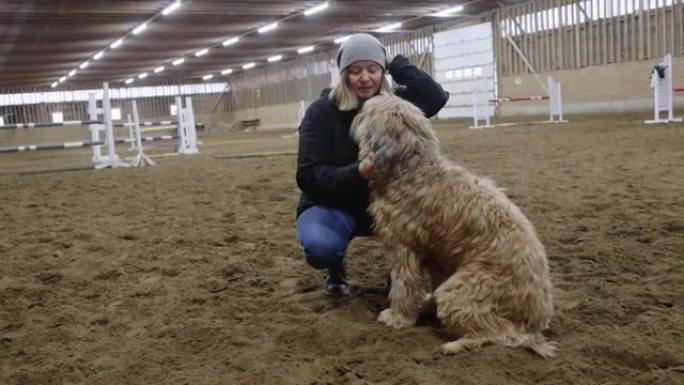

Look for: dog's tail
[498,333,558,358]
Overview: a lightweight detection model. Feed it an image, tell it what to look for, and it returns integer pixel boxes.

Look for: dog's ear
[371,134,396,174]
[354,97,409,166]
[393,101,439,161]
[350,113,365,142]
[397,102,436,143]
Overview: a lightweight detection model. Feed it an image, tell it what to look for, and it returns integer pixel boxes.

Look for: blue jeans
[297,206,371,270]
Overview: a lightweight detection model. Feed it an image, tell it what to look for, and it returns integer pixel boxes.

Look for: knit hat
[336,33,386,74]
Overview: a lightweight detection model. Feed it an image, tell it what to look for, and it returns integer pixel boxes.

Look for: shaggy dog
[351,95,556,357]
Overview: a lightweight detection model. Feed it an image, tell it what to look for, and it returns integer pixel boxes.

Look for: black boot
[324,263,349,297]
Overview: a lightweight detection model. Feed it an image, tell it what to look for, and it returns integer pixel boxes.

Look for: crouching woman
[296,33,448,296]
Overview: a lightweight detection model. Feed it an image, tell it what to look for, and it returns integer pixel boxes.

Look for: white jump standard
[129,100,155,167]
[175,96,199,155]
[88,83,131,169]
[121,96,199,165]
[645,54,683,124]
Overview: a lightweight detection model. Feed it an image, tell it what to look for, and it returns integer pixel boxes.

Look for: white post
[88,93,103,165]
[557,82,564,122]
[469,82,493,129]
[329,59,340,87]
[126,113,136,151]
[175,96,189,154]
[654,73,662,122]
[298,100,306,125]
[103,83,118,165]
[97,82,130,169]
[645,54,682,124]
[666,54,674,122]
[547,77,568,123]
[548,77,554,123]
[470,93,482,129]
[129,100,155,167]
[183,96,199,154]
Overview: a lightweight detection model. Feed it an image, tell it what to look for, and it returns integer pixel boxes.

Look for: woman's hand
[358,159,376,179]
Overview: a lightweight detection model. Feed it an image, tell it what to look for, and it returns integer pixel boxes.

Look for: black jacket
[295,54,449,224]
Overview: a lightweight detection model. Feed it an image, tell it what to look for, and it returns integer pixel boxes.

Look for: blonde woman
[296,33,448,296]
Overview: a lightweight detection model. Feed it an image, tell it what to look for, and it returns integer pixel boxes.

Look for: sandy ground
[1,114,683,385]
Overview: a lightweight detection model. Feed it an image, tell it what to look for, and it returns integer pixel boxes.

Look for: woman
[296,33,448,296]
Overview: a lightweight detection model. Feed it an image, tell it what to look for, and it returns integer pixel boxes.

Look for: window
[502,0,676,37]
[0,82,228,107]
[52,112,64,123]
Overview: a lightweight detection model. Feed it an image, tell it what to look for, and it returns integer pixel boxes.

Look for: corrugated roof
[0,0,517,89]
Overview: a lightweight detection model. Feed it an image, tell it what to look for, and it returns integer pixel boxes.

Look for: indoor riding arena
[1,1,683,385]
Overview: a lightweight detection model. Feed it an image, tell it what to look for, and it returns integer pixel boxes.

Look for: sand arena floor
[1,114,682,384]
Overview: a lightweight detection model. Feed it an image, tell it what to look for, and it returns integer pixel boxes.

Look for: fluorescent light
[68,69,76,77]
[172,58,185,66]
[267,55,282,62]
[222,37,239,46]
[298,46,315,54]
[258,22,278,34]
[431,5,464,17]
[162,1,181,15]
[304,2,329,16]
[202,74,214,80]
[138,72,148,79]
[125,78,134,84]
[195,48,209,57]
[59,76,66,83]
[375,22,402,32]
[221,68,233,75]
[242,62,255,69]
[154,66,165,73]
[132,22,148,35]
[93,51,104,60]
[51,82,58,88]
[79,61,90,69]
[334,35,351,44]
[110,38,124,49]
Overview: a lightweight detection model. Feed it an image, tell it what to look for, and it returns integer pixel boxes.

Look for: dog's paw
[440,338,485,355]
[440,341,467,355]
[377,308,414,329]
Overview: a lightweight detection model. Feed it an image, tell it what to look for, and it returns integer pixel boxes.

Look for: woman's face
[346,60,383,101]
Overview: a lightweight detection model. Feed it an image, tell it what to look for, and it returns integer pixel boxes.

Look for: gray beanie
[337,33,386,74]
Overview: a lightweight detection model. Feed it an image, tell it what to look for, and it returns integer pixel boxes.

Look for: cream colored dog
[351,95,556,357]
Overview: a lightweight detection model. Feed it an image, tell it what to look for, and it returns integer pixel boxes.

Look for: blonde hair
[329,69,394,111]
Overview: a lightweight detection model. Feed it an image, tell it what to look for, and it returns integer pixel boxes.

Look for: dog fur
[351,94,556,357]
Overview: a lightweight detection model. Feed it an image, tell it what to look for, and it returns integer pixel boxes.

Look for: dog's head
[351,94,439,177]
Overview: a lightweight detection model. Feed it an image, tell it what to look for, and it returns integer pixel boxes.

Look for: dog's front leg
[378,245,427,329]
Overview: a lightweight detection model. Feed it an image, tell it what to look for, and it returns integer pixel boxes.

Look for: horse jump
[471,76,567,129]
[0,82,200,170]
